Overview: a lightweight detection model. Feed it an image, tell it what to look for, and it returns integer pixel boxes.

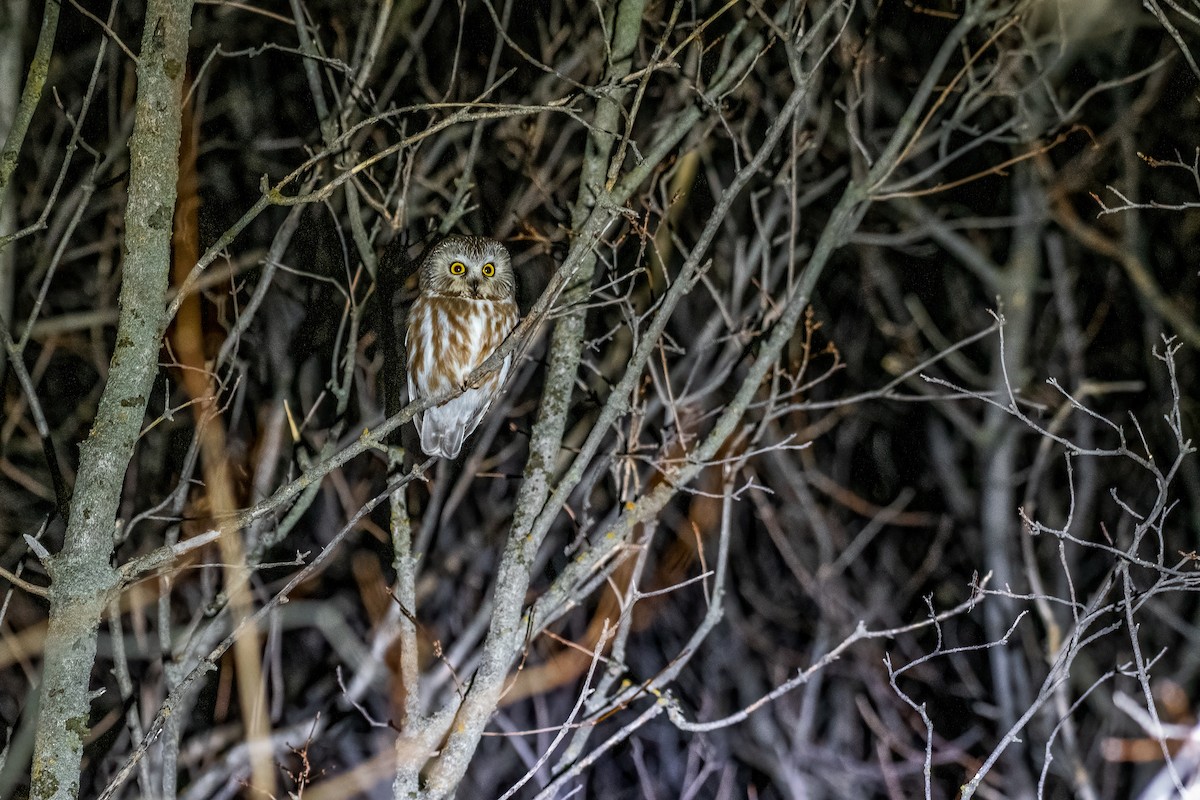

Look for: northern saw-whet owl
[405,235,519,459]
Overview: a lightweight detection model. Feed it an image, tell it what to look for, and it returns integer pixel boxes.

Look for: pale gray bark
[29,2,194,798]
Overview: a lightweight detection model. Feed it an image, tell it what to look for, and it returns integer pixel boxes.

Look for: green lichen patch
[65,714,90,741]
[30,754,63,799]
[149,204,173,230]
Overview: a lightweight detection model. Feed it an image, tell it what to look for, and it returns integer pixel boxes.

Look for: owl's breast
[406,295,518,396]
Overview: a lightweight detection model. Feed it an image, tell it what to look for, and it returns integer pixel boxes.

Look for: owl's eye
[481,262,495,278]
[449,261,466,275]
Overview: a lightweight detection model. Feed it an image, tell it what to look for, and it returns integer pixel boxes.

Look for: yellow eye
[481,262,495,278]
[449,261,466,275]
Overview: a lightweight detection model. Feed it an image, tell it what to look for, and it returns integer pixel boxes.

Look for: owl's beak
[468,278,482,298]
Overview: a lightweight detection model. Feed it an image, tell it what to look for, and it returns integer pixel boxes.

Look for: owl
[405,235,519,459]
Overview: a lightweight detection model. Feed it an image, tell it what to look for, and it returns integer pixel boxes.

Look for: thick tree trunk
[29,3,194,798]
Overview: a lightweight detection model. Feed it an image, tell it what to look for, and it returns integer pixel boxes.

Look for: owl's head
[419,235,515,301]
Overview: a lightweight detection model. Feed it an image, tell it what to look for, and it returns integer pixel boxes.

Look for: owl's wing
[404,304,425,432]
[461,354,512,435]
[406,369,423,432]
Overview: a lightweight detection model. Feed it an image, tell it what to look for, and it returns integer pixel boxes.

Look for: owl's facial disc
[423,237,514,301]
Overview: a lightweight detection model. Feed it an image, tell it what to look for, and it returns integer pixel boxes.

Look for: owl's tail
[419,419,467,460]
[413,373,507,460]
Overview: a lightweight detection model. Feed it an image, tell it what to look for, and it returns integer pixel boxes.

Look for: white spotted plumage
[404,236,519,459]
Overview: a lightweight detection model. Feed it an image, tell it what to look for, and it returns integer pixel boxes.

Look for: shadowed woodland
[1,0,1199,798]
